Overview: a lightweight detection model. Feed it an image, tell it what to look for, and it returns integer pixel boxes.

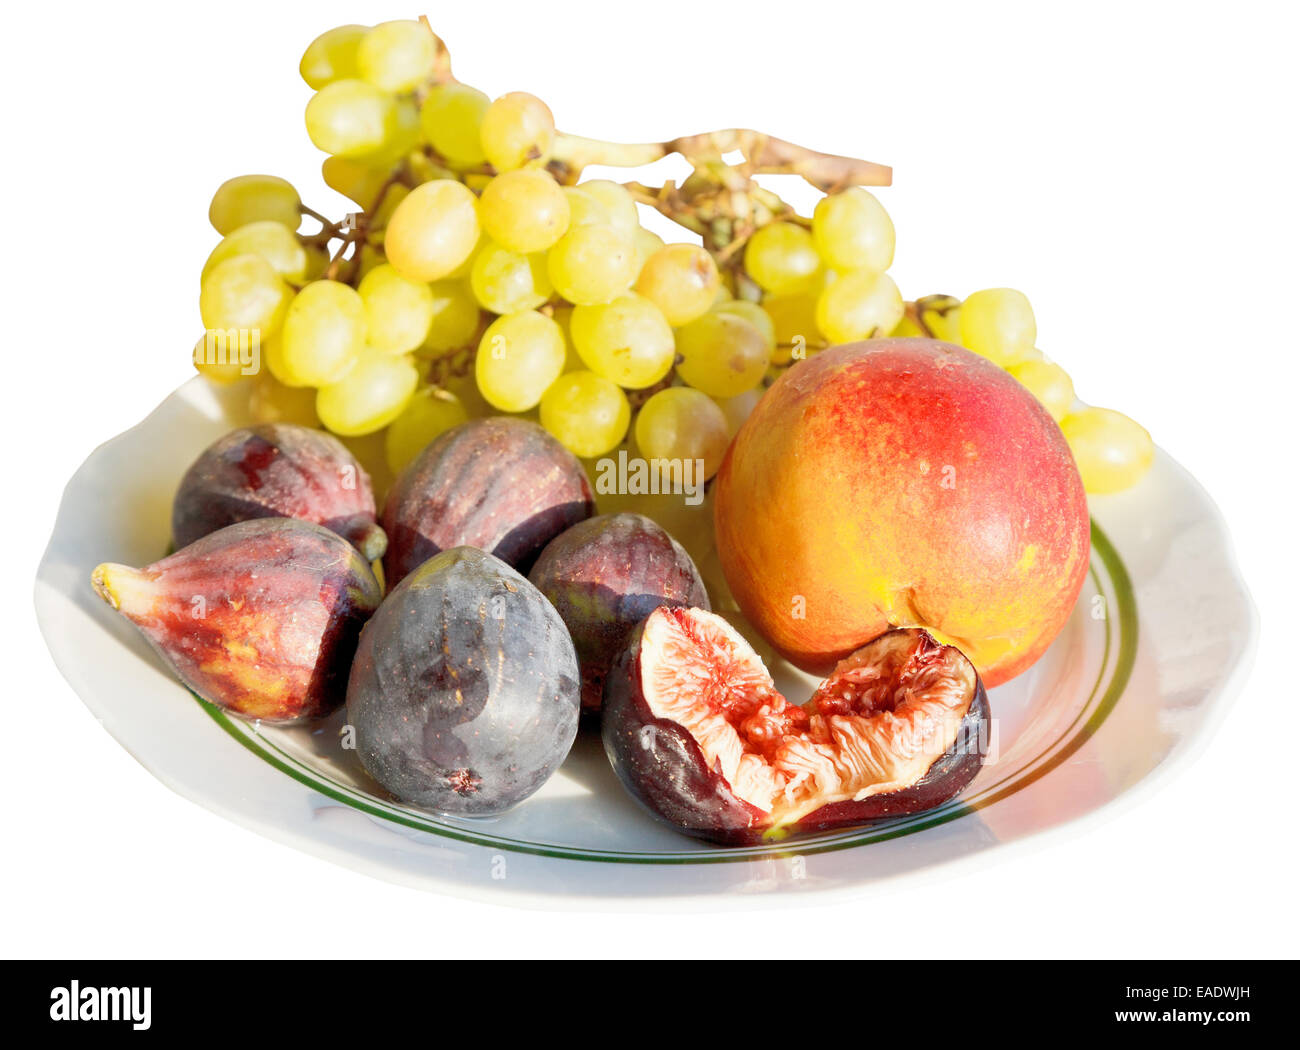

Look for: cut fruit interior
[639,607,979,824]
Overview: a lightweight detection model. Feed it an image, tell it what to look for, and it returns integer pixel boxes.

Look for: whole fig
[92,518,382,722]
[529,513,709,713]
[382,417,594,588]
[173,422,387,561]
[347,547,580,815]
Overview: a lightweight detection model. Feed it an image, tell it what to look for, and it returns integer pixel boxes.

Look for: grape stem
[552,131,889,269]
[902,300,936,338]
[550,131,889,261]
[299,203,333,226]
[322,166,412,283]
[416,15,455,83]
[550,130,891,193]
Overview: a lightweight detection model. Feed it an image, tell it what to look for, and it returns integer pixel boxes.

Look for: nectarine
[713,339,1090,687]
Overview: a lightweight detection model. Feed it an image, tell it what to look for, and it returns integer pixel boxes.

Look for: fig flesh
[92,518,382,723]
[529,513,709,714]
[173,422,387,561]
[346,547,580,815]
[382,417,595,589]
[602,608,988,843]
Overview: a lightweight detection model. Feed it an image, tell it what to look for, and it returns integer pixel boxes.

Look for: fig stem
[355,523,389,564]
[91,562,158,618]
[90,563,120,609]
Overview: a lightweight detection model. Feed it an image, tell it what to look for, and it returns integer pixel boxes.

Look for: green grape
[1060,408,1153,494]
[575,180,638,236]
[539,370,631,457]
[356,20,439,92]
[634,387,730,480]
[358,96,421,168]
[201,221,308,284]
[892,314,924,338]
[892,293,963,343]
[420,281,482,353]
[209,175,301,235]
[364,182,411,241]
[192,331,259,384]
[264,332,303,387]
[926,297,962,343]
[633,227,666,273]
[321,156,387,208]
[440,368,494,419]
[305,79,398,158]
[479,91,555,171]
[563,186,611,228]
[570,294,675,389]
[470,240,552,314]
[674,312,770,397]
[317,351,419,436]
[958,287,1037,365]
[299,25,368,89]
[1008,358,1075,421]
[199,254,291,339]
[634,244,720,326]
[353,244,387,283]
[475,311,566,411]
[815,270,904,345]
[550,304,584,372]
[547,224,636,305]
[249,373,321,427]
[812,188,895,273]
[338,430,392,491]
[420,83,490,167]
[744,222,820,294]
[761,293,820,363]
[478,169,569,254]
[384,385,469,473]
[358,264,435,355]
[713,299,776,353]
[442,228,483,280]
[384,179,480,282]
[406,154,460,189]
[279,280,368,386]
[715,387,763,438]
[303,244,331,281]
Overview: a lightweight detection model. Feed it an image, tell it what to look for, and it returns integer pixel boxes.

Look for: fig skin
[92,518,382,723]
[602,618,989,845]
[382,417,595,589]
[346,546,581,816]
[173,423,387,561]
[529,513,710,715]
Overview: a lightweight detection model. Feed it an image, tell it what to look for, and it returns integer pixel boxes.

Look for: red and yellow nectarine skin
[713,339,1090,687]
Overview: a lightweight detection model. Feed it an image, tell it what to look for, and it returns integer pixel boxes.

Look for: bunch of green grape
[888,288,1153,494]
[194,16,1152,499]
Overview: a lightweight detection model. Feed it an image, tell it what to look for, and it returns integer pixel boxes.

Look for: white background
[5,0,1297,957]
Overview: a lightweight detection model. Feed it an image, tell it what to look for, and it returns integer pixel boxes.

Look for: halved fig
[601,607,989,844]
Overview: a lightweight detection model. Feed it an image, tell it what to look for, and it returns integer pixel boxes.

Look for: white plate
[35,379,1258,907]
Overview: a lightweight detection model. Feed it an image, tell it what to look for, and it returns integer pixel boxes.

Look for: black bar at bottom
[1,960,1280,1036]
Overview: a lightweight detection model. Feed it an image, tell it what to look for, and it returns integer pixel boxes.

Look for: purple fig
[173,423,387,561]
[92,518,382,723]
[382,417,594,589]
[529,513,709,713]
